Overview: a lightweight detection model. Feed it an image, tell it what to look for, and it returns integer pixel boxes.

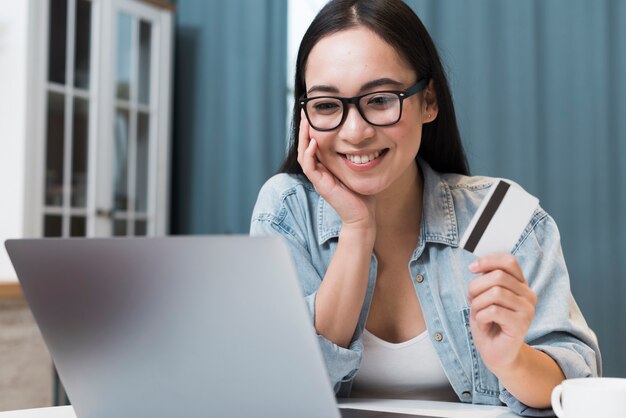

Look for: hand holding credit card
[459,180,539,257]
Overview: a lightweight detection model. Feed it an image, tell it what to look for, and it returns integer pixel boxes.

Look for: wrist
[489,343,529,380]
[339,223,376,246]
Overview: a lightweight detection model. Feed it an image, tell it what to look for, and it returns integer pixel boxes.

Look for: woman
[250,0,600,415]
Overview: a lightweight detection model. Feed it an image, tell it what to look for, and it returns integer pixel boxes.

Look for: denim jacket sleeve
[249,175,362,393]
[499,209,602,416]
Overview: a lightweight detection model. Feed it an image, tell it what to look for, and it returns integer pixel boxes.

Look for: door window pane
[135,112,149,212]
[116,13,132,100]
[48,0,68,84]
[44,215,63,237]
[138,20,152,105]
[71,97,89,207]
[113,220,127,236]
[70,217,86,236]
[114,108,129,211]
[74,0,92,89]
[135,220,147,236]
[45,92,66,207]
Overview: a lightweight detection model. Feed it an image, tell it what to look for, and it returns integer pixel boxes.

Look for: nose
[337,104,376,144]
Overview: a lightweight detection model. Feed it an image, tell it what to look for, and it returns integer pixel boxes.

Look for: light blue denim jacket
[250,159,601,416]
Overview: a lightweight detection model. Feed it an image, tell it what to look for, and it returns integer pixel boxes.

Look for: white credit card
[459,180,539,257]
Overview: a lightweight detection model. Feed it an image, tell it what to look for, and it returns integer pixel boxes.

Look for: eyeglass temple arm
[401,78,430,97]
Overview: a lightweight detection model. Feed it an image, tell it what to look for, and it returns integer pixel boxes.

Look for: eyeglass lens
[305,91,401,130]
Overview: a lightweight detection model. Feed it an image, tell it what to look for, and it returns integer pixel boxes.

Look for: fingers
[297,111,319,178]
[469,288,532,342]
[471,304,526,335]
[470,284,535,325]
[467,269,536,304]
[467,255,537,343]
[469,253,524,282]
[297,110,311,167]
[301,138,325,184]
[467,254,537,331]
[297,111,322,177]
[296,110,336,192]
[470,283,531,311]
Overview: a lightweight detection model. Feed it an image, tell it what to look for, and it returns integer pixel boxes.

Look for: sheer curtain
[171,0,287,234]
[406,0,626,376]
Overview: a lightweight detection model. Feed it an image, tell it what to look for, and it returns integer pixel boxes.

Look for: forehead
[305,27,414,93]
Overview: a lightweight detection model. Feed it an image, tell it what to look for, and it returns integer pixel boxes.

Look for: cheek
[386,120,423,145]
[399,100,423,127]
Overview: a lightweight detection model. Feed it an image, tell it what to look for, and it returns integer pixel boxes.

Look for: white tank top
[350,329,458,401]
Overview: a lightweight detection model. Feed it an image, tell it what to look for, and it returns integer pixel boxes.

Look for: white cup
[551,377,626,418]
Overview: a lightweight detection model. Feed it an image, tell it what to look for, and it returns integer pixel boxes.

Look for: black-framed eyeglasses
[300,78,429,131]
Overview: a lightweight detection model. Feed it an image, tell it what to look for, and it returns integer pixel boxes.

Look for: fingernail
[468,261,478,272]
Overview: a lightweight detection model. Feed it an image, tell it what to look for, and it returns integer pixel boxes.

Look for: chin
[342,179,386,196]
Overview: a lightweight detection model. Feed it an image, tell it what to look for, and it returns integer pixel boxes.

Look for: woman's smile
[340,148,389,171]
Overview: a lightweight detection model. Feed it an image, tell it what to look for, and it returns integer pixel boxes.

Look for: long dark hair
[279,0,469,176]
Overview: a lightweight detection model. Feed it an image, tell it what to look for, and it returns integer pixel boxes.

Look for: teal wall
[170,0,626,376]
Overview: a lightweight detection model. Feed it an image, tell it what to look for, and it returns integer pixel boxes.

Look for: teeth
[346,150,381,164]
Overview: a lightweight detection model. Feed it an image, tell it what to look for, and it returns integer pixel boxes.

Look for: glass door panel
[48,0,68,85]
[44,216,63,237]
[113,220,126,236]
[71,97,89,207]
[116,13,132,100]
[44,92,66,207]
[113,108,130,211]
[136,112,149,213]
[74,0,92,89]
[70,217,86,236]
[135,220,147,236]
[40,0,171,240]
[138,20,152,105]
[43,0,92,240]
[110,12,154,236]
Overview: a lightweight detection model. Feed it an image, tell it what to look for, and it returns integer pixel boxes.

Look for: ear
[421,79,439,124]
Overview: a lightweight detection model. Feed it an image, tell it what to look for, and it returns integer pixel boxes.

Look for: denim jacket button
[415,274,424,283]
[434,332,443,342]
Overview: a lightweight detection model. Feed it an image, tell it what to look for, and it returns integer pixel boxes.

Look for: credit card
[459,180,539,256]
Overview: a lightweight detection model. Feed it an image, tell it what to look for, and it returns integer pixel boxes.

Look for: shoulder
[441,171,540,211]
[437,171,551,247]
[251,173,323,243]
[439,171,500,214]
[443,171,500,193]
[252,173,316,216]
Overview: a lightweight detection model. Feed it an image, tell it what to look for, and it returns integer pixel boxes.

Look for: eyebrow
[306,78,404,95]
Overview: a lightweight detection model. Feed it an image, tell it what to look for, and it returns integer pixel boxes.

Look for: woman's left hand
[467,254,537,374]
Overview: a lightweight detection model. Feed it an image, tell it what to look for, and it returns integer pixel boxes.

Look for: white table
[0,400,520,418]
[0,406,75,418]
[338,398,520,417]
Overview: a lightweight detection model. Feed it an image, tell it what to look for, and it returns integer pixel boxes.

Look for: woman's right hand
[297,111,376,232]
[298,112,375,348]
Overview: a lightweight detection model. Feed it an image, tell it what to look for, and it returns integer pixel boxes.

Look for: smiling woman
[250,0,600,416]
[296,27,435,198]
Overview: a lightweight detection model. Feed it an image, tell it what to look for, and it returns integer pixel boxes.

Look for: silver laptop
[6,236,434,418]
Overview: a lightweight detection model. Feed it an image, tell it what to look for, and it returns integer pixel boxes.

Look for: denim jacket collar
[316,158,459,247]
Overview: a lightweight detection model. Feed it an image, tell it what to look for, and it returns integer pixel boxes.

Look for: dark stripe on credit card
[463,180,511,253]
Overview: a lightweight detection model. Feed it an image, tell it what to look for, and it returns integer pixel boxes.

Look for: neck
[375,162,423,231]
